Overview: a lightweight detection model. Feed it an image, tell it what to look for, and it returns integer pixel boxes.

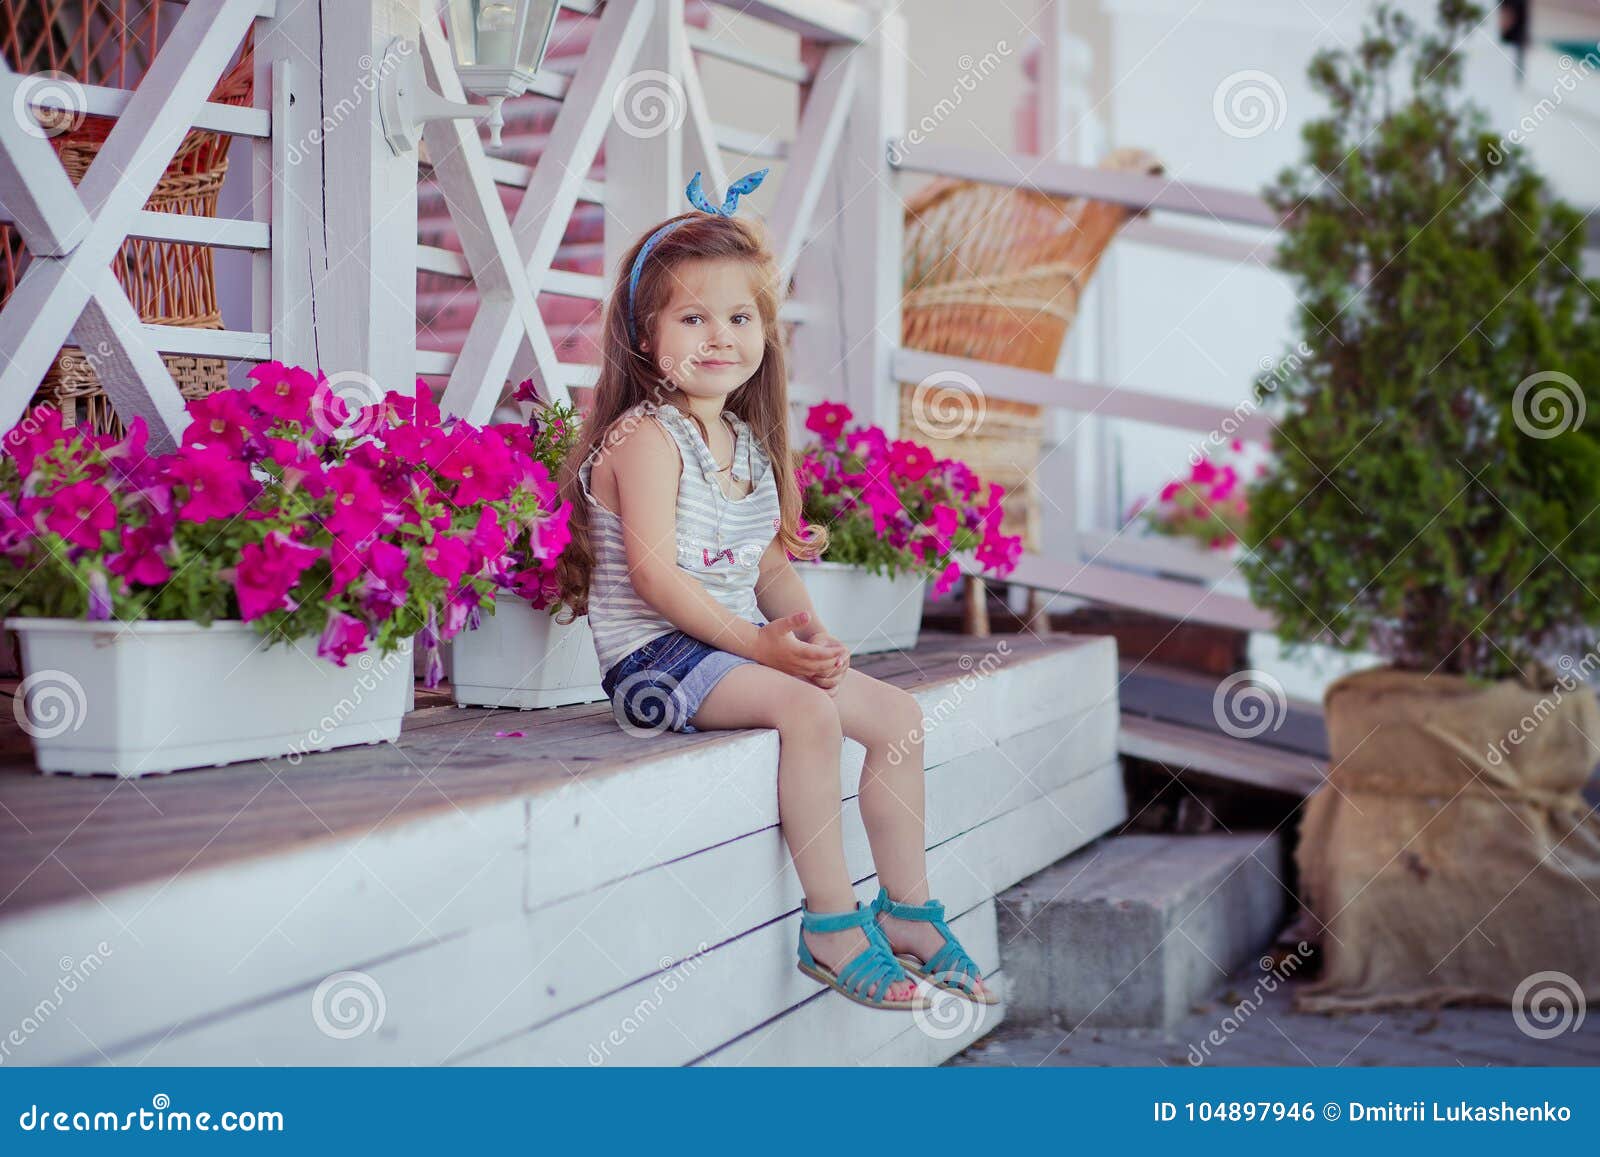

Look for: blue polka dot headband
[626,167,769,348]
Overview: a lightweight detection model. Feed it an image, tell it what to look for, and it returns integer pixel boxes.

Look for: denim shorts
[601,620,764,734]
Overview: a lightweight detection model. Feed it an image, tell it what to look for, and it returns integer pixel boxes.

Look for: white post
[788,1,906,434]
[254,0,422,390]
[1035,0,1095,574]
[600,0,688,312]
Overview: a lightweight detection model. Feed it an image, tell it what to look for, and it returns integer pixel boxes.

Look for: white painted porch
[0,632,1122,1066]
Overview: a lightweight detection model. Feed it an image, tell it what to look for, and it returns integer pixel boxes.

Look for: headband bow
[627,167,768,348]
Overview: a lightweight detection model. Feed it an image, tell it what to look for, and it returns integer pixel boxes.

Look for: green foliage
[1240,0,1600,683]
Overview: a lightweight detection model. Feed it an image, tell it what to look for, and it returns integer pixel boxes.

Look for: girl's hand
[754,612,841,681]
[805,631,850,695]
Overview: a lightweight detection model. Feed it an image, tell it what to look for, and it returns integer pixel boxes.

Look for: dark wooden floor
[0,631,1072,918]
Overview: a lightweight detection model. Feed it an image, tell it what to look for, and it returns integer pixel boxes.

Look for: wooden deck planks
[0,631,1085,917]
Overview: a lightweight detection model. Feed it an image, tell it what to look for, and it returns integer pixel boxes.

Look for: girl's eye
[732,313,752,324]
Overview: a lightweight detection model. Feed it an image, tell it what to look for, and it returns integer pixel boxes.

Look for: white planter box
[449,594,606,709]
[3,618,412,778]
[795,561,927,655]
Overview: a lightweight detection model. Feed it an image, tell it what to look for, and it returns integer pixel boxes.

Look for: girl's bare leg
[831,667,992,998]
[688,664,915,1001]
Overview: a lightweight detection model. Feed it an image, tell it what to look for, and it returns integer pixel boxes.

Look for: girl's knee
[775,682,842,743]
[890,687,925,738]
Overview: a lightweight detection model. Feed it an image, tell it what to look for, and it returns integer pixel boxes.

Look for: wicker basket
[899,147,1163,552]
[0,5,254,436]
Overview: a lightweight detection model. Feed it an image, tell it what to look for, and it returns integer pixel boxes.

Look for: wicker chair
[899,146,1164,632]
[0,3,254,437]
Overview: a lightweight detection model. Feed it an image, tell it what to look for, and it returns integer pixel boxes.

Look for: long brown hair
[553,209,827,619]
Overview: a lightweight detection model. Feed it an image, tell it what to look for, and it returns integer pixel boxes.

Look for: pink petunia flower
[805,401,853,441]
[2,404,71,475]
[171,444,256,523]
[246,361,321,425]
[234,530,325,621]
[33,480,116,549]
[887,439,935,482]
[107,521,174,587]
[423,534,474,587]
[356,540,410,621]
[316,610,370,666]
[326,463,394,542]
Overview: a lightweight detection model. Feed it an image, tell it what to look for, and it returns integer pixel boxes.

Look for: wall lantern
[379,0,561,155]
[443,0,562,147]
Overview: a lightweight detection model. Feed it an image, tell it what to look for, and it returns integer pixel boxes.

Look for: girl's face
[641,257,766,401]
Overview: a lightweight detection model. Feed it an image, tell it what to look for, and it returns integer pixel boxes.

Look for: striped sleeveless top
[578,398,781,675]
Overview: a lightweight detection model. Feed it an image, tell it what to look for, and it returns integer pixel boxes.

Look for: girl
[555,171,995,1013]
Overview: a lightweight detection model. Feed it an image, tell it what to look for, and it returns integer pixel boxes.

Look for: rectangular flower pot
[2,617,412,778]
[795,561,927,655]
[449,594,606,710]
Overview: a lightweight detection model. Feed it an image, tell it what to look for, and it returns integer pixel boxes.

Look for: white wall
[1062,0,1599,527]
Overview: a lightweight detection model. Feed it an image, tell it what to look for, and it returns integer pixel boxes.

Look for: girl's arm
[609,416,836,679]
[754,538,828,642]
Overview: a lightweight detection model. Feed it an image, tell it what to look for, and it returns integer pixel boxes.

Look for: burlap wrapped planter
[1295,665,1600,1013]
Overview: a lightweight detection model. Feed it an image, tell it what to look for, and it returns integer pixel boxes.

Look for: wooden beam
[712,121,787,160]
[894,142,1280,229]
[139,322,270,360]
[701,0,873,43]
[992,552,1275,633]
[1120,218,1278,265]
[0,205,269,251]
[768,43,857,282]
[19,81,272,138]
[686,26,810,83]
[678,32,731,202]
[893,347,1278,442]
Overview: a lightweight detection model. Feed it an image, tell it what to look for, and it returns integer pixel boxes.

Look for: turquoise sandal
[796,899,929,1011]
[870,886,1000,1005]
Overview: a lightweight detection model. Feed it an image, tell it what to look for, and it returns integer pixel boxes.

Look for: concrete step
[997,832,1287,1030]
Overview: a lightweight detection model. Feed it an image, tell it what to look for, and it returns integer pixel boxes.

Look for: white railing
[0,0,274,450]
